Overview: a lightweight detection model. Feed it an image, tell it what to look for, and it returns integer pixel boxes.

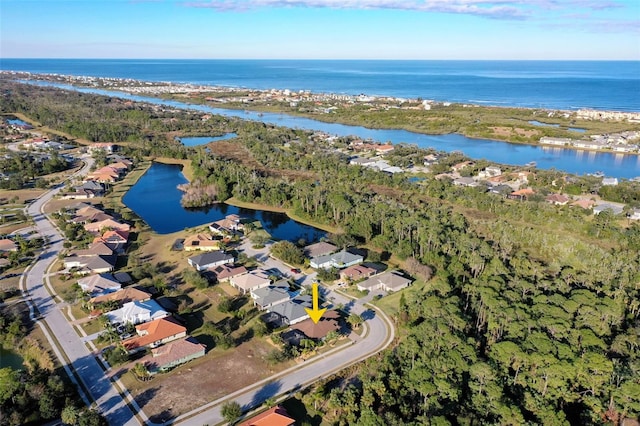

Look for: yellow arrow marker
[304,282,327,324]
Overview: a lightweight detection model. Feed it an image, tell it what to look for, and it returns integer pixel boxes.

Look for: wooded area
[1,80,638,425]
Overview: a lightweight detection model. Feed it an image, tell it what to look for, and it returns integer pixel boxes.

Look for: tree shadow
[149,408,174,425]
[235,328,254,346]
[134,386,158,410]
[246,380,282,411]
[361,309,376,321]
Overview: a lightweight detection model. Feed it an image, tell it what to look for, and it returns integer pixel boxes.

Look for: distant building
[593,203,624,216]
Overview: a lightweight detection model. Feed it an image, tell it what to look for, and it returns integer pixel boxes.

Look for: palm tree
[347,313,363,330]
[61,405,79,425]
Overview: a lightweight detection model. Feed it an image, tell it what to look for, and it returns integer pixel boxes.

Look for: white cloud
[181,0,625,20]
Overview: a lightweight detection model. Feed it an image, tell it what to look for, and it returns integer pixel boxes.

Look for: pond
[177,133,237,147]
[122,162,325,243]
[6,118,30,126]
[0,347,24,370]
[529,120,586,133]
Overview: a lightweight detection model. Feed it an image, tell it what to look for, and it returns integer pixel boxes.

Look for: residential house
[268,296,312,326]
[84,219,130,235]
[69,241,114,257]
[303,241,338,258]
[87,143,115,153]
[292,310,340,340]
[572,199,596,209]
[508,188,535,201]
[122,317,187,353]
[188,251,234,271]
[63,255,116,275]
[106,300,169,325]
[453,177,479,187]
[349,157,375,166]
[75,181,105,197]
[451,161,474,172]
[477,166,502,179]
[540,137,571,146]
[73,211,113,224]
[230,270,271,294]
[251,285,290,310]
[489,184,514,197]
[238,406,295,426]
[310,250,364,269]
[357,271,412,292]
[209,264,247,283]
[77,273,122,296]
[602,177,619,186]
[340,264,376,282]
[0,239,18,252]
[183,233,220,252]
[209,214,244,235]
[90,287,151,306]
[100,230,129,244]
[593,203,624,216]
[545,194,570,206]
[143,337,206,375]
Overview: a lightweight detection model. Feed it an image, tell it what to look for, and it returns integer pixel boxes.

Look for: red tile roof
[122,317,186,351]
[238,406,295,426]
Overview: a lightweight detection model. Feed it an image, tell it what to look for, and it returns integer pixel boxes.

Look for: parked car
[290,268,301,274]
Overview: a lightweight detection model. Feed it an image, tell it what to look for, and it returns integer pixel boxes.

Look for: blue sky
[1,0,639,59]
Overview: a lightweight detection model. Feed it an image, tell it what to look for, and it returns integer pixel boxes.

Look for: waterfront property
[303,241,337,258]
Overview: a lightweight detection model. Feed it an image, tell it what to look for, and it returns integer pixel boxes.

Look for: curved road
[21,156,140,426]
[175,288,394,426]
[20,155,394,426]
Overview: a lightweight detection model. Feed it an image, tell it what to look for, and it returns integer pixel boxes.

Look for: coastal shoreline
[4,70,639,157]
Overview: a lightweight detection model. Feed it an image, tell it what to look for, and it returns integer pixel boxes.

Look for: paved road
[175,244,394,426]
[22,157,140,426]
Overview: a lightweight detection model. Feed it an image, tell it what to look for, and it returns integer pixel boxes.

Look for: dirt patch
[0,189,47,205]
[125,339,291,423]
[490,126,540,139]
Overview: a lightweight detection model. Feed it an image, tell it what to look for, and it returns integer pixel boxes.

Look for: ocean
[1,59,639,111]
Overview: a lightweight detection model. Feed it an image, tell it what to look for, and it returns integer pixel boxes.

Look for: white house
[106,300,169,325]
[77,274,121,296]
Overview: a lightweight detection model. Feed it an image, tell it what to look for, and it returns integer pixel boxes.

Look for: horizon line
[1,57,639,62]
